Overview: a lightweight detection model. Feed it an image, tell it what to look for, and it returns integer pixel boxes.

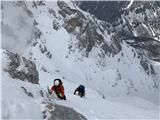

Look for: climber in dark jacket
[50,79,66,100]
[74,85,85,98]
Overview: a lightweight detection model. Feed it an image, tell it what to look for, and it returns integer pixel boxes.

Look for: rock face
[78,1,160,61]
[58,1,160,61]
[3,50,39,84]
[42,101,87,120]
[49,104,87,120]
[58,1,122,57]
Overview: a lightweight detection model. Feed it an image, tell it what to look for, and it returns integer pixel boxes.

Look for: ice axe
[47,86,51,95]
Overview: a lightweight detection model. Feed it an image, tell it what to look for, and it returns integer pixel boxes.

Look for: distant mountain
[78,1,160,61]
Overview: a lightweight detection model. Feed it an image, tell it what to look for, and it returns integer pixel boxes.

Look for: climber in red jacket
[49,79,66,100]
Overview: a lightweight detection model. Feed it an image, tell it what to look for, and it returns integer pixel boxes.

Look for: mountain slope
[1,1,160,119]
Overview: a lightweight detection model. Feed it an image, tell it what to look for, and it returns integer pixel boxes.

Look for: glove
[49,91,52,95]
[57,93,62,97]
[57,93,66,100]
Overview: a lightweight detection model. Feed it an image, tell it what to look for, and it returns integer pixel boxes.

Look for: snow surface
[1,51,159,119]
[1,50,43,119]
[1,1,160,120]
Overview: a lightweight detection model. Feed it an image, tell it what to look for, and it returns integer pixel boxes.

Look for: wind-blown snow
[1,2,34,54]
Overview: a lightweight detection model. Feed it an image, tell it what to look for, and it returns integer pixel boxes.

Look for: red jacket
[50,84,65,97]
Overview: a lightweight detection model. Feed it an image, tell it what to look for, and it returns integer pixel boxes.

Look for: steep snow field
[1,1,160,120]
[1,52,158,119]
[1,50,42,119]
[2,73,43,119]
[46,78,159,120]
[2,72,159,119]
[1,51,43,119]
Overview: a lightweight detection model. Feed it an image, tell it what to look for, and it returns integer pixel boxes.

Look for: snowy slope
[2,72,43,119]
[1,1,160,120]
[21,0,159,102]
[2,50,158,119]
[1,49,43,119]
[54,80,158,119]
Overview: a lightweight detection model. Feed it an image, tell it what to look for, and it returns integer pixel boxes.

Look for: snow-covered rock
[2,50,39,84]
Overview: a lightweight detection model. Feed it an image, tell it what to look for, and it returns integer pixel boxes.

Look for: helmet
[54,80,60,86]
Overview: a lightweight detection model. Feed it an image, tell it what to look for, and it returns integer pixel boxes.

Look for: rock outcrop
[58,1,122,57]
[42,101,87,120]
[3,50,39,84]
[50,104,87,120]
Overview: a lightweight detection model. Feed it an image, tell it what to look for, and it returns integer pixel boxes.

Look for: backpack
[79,85,85,90]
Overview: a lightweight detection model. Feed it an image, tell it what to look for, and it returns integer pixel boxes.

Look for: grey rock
[49,104,87,120]
[62,3,121,57]
[58,10,66,18]
[4,50,39,84]
[57,1,76,15]
[21,86,34,97]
